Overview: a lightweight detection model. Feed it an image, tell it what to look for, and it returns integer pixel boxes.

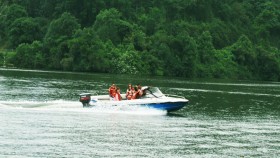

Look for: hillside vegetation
[0,0,280,81]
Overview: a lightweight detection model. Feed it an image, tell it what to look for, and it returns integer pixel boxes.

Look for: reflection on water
[0,69,280,157]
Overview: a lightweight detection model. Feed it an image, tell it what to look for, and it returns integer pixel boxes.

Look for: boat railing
[164,94,186,99]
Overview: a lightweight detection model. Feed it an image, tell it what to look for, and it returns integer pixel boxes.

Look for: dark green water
[0,69,279,157]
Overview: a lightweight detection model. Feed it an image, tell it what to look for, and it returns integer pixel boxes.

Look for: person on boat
[131,84,143,99]
[126,84,134,100]
[108,84,116,98]
[131,86,139,99]
[115,87,122,101]
[137,84,143,98]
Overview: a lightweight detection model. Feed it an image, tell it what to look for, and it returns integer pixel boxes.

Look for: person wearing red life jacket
[115,87,122,101]
[108,84,116,98]
[131,86,139,99]
[126,84,133,100]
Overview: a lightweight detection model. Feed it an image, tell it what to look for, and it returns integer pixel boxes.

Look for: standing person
[115,87,122,101]
[108,84,116,98]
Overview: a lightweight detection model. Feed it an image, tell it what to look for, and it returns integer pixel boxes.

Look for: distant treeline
[0,0,279,81]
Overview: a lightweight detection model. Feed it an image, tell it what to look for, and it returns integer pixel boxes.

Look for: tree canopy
[0,0,280,81]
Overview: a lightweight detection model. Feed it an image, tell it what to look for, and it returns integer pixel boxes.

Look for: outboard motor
[79,93,91,107]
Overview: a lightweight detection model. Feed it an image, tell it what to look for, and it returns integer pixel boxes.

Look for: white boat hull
[79,87,189,112]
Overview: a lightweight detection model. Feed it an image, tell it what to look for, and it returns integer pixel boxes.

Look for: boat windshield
[143,87,164,98]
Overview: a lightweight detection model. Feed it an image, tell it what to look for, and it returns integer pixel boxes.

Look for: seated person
[126,84,133,100]
[137,84,143,98]
[114,87,122,101]
[108,84,116,98]
[132,86,140,99]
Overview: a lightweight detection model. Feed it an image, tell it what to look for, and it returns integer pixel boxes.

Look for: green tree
[4,4,27,27]
[256,46,280,81]
[13,41,44,68]
[212,49,237,78]
[0,4,28,47]
[254,1,280,47]
[93,8,132,44]
[137,7,165,36]
[209,19,232,49]
[254,2,280,33]
[140,50,163,75]
[44,12,80,69]
[196,31,216,77]
[51,0,104,27]
[110,44,145,74]
[8,17,41,48]
[44,12,80,44]
[149,30,173,76]
[68,28,112,72]
[197,31,215,64]
[1,0,280,81]
[0,2,8,44]
[130,29,148,51]
[231,35,256,66]
[230,35,257,79]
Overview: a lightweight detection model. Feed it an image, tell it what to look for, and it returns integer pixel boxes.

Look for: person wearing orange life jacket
[126,84,133,100]
[108,84,116,98]
[131,86,140,99]
[115,87,122,101]
[132,84,145,99]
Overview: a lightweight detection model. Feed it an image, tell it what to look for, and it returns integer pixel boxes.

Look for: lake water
[0,69,279,157]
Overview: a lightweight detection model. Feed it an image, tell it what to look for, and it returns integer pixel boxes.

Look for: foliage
[256,46,280,81]
[9,17,41,47]
[0,0,279,81]
[93,8,132,45]
[44,12,80,69]
[13,41,44,68]
[68,27,118,72]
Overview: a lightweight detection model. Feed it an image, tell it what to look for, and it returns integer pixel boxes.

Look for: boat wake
[0,100,167,116]
[0,100,81,109]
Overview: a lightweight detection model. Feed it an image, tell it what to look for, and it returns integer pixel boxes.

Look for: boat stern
[79,93,91,107]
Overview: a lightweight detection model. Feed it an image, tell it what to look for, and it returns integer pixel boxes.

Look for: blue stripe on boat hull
[144,101,188,112]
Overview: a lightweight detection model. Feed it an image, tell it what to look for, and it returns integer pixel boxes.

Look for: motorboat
[79,87,188,112]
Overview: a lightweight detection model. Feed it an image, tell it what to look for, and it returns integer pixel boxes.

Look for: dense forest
[0,0,280,81]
